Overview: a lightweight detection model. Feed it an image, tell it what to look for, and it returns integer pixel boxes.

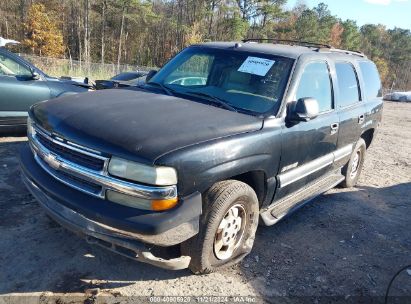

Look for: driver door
[0,51,51,123]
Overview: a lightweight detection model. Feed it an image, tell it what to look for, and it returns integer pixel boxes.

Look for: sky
[286,0,411,30]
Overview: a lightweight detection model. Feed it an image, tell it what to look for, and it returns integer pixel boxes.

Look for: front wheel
[181,180,259,274]
[340,138,366,188]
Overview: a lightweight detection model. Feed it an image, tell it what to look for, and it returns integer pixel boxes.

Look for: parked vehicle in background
[0,41,91,132]
[383,91,411,102]
[95,71,148,90]
[20,39,383,274]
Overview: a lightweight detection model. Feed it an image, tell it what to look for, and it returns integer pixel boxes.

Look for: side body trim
[334,144,353,161]
[278,144,353,188]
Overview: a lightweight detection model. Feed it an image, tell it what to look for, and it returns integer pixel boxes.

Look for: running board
[260,172,345,226]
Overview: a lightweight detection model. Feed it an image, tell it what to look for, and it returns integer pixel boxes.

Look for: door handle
[358,114,365,124]
[330,123,339,135]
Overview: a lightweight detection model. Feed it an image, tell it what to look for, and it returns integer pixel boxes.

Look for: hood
[31,89,263,164]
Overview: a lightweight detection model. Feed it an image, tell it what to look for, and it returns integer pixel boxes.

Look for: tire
[181,180,259,274]
[340,138,366,188]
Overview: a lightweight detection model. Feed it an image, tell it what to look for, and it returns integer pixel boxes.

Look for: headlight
[27,116,35,137]
[108,157,177,186]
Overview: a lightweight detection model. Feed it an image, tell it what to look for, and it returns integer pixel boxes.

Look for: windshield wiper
[184,91,238,112]
[147,81,174,96]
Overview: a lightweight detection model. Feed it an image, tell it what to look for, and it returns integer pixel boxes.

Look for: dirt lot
[0,102,410,303]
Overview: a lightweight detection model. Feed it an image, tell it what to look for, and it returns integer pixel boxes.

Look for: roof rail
[242,38,333,49]
[241,38,367,58]
[325,48,367,58]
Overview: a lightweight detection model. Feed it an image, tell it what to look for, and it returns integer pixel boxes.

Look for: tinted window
[359,61,382,100]
[335,62,360,107]
[296,62,333,113]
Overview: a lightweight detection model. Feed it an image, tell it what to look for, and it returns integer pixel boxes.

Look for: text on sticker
[238,56,276,76]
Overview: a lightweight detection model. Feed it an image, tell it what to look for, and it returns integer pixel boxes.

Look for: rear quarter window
[359,61,382,100]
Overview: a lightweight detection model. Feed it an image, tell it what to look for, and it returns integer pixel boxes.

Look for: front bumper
[20,145,202,270]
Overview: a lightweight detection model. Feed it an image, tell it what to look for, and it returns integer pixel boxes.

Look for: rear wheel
[340,138,366,188]
[181,180,259,274]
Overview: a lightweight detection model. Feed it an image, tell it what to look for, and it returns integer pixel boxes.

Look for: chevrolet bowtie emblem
[44,153,60,170]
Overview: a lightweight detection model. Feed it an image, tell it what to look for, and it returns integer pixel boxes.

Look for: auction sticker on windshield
[238,56,275,76]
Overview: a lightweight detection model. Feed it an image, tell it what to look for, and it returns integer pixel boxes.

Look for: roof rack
[325,48,367,58]
[242,38,333,49]
[241,38,367,58]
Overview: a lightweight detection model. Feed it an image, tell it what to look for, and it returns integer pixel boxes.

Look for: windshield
[148,47,294,115]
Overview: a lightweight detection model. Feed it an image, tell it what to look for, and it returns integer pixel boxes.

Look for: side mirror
[30,68,40,80]
[145,70,157,83]
[287,97,319,122]
[32,72,40,80]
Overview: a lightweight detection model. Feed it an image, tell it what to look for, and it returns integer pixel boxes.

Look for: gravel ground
[0,101,410,304]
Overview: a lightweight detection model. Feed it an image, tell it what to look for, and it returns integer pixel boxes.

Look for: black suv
[20,40,383,273]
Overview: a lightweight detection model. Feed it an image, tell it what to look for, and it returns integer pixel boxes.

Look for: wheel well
[230,171,266,206]
[361,128,375,149]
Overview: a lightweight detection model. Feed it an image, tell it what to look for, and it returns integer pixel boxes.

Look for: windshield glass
[149,47,294,115]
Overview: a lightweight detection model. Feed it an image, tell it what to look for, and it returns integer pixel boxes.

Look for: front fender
[156,125,282,196]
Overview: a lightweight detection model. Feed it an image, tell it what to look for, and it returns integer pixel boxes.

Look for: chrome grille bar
[34,126,107,161]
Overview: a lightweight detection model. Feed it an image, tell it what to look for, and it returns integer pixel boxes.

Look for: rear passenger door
[333,61,366,167]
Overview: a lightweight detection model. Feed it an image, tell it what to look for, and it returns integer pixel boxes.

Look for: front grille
[36,132,105,172]
[29,122,177,202]
[36,155,103,196]
[58,170,103,195]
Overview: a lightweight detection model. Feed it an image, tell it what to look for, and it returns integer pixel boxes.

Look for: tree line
[0,0,410,89]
